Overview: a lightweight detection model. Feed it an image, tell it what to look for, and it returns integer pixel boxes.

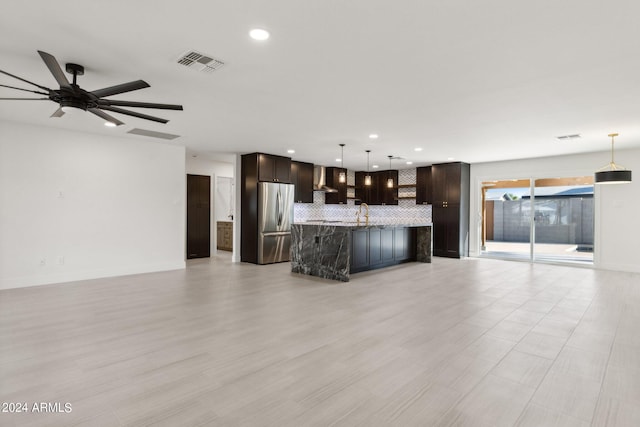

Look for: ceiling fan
[0,50,183,126]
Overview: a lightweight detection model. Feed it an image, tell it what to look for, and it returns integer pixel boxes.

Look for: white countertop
[294,220,432,227]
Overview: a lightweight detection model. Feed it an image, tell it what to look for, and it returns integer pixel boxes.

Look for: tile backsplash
[294,169,432,223]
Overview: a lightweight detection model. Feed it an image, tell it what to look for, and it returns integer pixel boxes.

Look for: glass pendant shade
[387,155,394,188]
[365,150,371,186]
[595,133,632,185]
[339,143,346,183]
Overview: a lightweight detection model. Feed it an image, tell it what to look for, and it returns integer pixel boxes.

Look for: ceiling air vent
[177,50,225,73]
[556,134,581,141]
[127,128,180,140]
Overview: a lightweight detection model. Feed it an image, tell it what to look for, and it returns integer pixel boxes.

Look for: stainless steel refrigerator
[258,182,295,264]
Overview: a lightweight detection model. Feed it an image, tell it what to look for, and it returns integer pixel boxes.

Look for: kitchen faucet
[356,203,369,226]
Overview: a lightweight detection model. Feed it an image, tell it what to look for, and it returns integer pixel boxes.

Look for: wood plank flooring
[1,255,639,426]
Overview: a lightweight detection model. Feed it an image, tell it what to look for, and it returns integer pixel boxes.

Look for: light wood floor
[1,255,639,426]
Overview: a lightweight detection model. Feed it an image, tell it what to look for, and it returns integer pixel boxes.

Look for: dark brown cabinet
[187,174,211,259]
[257,153,291,183]
[324,167,347,204]
[350,226,417,273]
[291,161,314,203]
[354,170,398,205]
[377,170,399,205]
[431,162,470,258]
[241,152,292,264]
[416,166,432,205]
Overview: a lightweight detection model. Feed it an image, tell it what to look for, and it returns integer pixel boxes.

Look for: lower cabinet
[216,221,233,251]
[350,227,416,273]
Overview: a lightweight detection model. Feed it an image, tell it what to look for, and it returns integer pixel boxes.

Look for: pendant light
[595,133,632,184]
[339,144,346,183]
[365,150,372,186]
[387,155,394,188]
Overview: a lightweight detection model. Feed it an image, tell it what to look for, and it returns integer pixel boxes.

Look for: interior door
[187,174,211,259]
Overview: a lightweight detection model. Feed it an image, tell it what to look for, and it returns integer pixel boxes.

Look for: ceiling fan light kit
[0,50,183,127]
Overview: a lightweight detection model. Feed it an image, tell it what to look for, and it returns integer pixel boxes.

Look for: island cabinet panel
[351,229,369,270]
[381,228,394,262]
[431,162,470,258]
[291,160,314,203]
[369,228,382,265]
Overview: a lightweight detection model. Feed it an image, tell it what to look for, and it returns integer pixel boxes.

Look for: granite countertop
[294,220,432,228]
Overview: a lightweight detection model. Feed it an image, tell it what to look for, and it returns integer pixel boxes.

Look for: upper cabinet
[257,153,291,183]
[432,162,463,206]
[325,167,347,204]
[378,170,399,205]
[355,170,398,205]
[291,161,314,203]
[416,166,432,205]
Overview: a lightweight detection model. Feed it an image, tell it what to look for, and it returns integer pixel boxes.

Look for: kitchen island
[291,221,432,282]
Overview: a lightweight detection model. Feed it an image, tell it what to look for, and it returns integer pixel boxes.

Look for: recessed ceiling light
[249,29,270,41]
[369,134,379,139]
[287,149,295,154]
[104,121,117,127]
[372,164,379,169]
[447,157,455,161]
[414,147,423,152]
[406,161,413,165]
[336,158,342,162]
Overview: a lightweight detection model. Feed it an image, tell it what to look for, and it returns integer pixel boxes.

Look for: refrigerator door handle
[276,188,283,227]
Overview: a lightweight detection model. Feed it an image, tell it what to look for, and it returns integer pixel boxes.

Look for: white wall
[470,148,640,273]
[0,121,186,290]
[185,156,235,257]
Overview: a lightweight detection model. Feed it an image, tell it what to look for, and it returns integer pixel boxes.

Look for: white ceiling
[2,0,640,170]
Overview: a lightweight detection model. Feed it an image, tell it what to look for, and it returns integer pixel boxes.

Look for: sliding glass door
[532,178,594,263]
[481,179,532,260]
[481,176,593,264]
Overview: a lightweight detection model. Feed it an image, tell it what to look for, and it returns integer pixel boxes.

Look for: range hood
[313,166,338,192]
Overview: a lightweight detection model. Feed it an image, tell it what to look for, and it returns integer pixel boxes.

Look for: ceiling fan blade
[88,108,124,126]
[50,107,65,118]
[96,100,183,110]
[91,80,150,99]
[0,97,49,100]
[37,50,71,89]
[0,83,50,96]
[0,68,51,92]
[99,105,169,124]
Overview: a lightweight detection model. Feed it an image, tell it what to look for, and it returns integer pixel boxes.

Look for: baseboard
[0,261,186,290]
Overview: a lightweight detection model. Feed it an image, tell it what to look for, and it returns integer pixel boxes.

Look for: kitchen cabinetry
[216,221,233,251]
[354,170,398,205]
[416,166,432,205]
[350,226,417,273]
[257,153,291,183]
[241,152,294,264]
[431,162,470,258]
[324,167,348,204]
[291,161,314,203]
